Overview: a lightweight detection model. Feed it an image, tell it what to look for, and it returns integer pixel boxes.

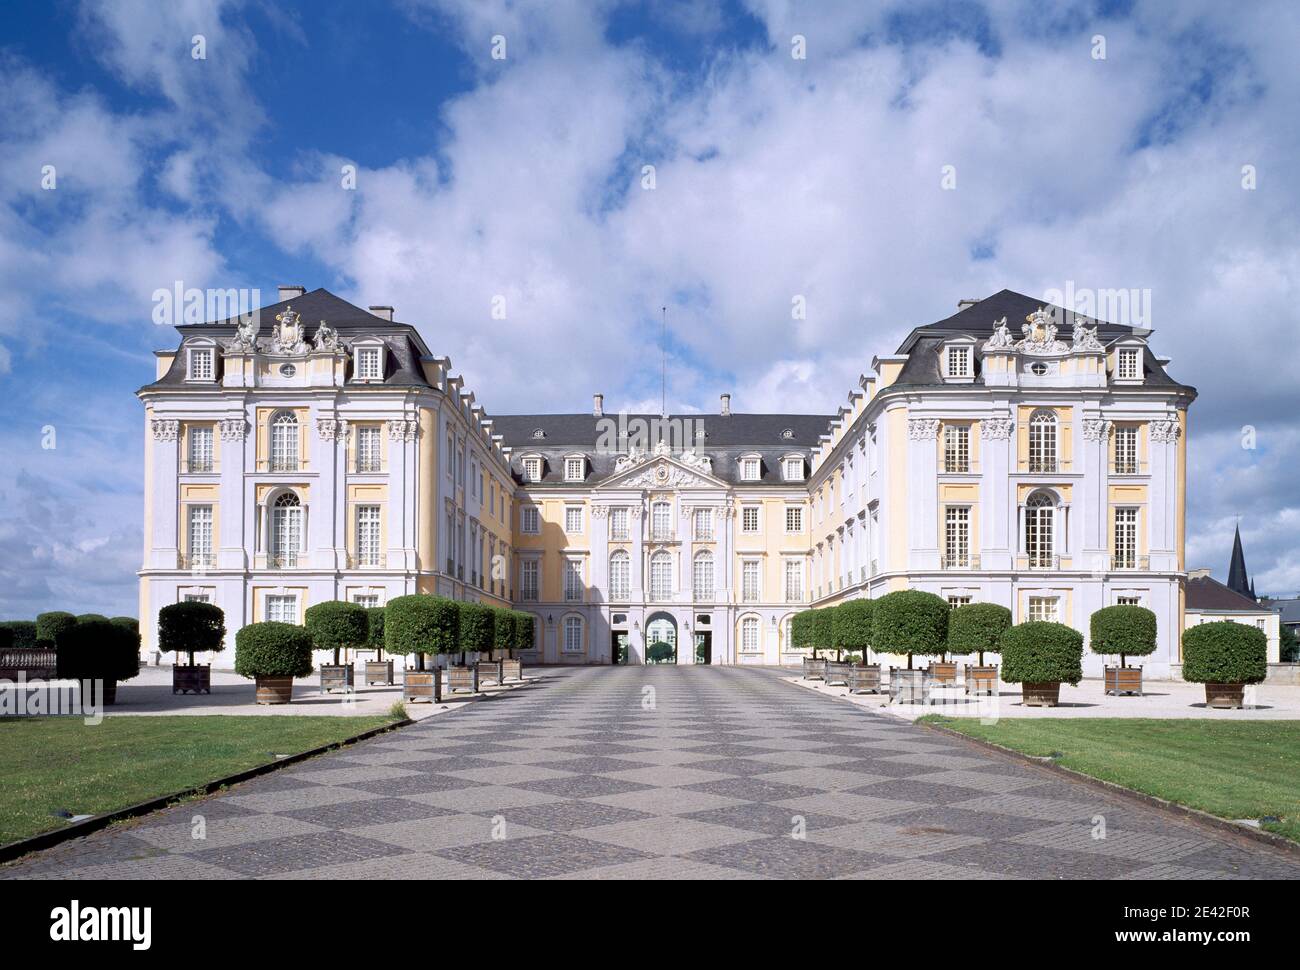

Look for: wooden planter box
[1021,681,1061,707]
[172,664,211,695]
[891,668,930,704]
[255,676,293,705]
[501,659,523,682]
[824,662,852,686]
[1104,665,1143,696]
[928,661,958,684]
[802,658,827,680]
[476,660,504,686]
[365,660,394,686]
[78,680,118,707]
[1204,683,1246,709]
[403,669,441,704]
[320,664,355,694]
[965,664,999,696]
[446,666,480,694]
[846,664,881,694]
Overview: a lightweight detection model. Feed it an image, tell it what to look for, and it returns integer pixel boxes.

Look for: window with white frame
[742,506,760,534]
[520,506,540,534]
[947,595,972,609]
[651,502,672,541]
[609,551,630,601]
[741,456,761,481]
[610,506,629,540]
[1113,425,1138,474]
[357,425,382,472]
[564,506,583,534]
[742,559,761,603]
[784,559,803,603]
[1116,595,1141,606]
[649,552,672,601]
[785,506,803,533]
[183,591,212,604]
[563,558,583,601]
[1114,507,1138,568]
[522,457,542,482]
[946,345,972,379]
[187,505,213,566]
[270,492,301,567]
[445,432,454,479]
[1028,409,1057,473]
[266,593,298,623]
[944,506,970,567]
[355,346,382,381]
[563,615,584,653]
[693,552,714,601]
[564,457,585,482]
[356,504,381,566]
[188,347,215,381]
[694,507,714,541]
[740,615,760,652]
[353,593,381,608]
[1117,347,1140,380]
[1028,596,1059,623]
[270,412,299,472]
[943,424,970,473]
[187,426,214,473]
[520,559,539,601]
[783,456,804,481]
[1025,490,1054,567]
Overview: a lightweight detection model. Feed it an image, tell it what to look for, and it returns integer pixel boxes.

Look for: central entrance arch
[644,612,678,664]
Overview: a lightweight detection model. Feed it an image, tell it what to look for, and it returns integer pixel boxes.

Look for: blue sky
[1,0,1298,617]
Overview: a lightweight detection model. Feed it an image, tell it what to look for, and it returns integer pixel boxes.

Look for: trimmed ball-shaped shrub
[1090,605,1157,666]
[790,610,815,652]
[833,599,876,662]
[55,619,141,683]
[305,600,368,665]
[385,595,458,669]
[0,621,37,651]
[1000,621,1084,686]
[646,640,674,664]
[872,590,950,667]
[1181,621,1267,685]
[157,602,226,665]
[948,603,1012,665]
[36,611,77,649]
[513,611,535,653]
[457,602,494,662]
[235,622,314,679]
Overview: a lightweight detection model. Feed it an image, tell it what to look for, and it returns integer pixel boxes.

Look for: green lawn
[0,715,396,847]
[919,717,1300,843]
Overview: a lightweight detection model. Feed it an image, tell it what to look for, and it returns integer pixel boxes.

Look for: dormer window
[947,346,971,378]
[1117,347,1141,380]
[531,428,546,439]
[740,455,761,481]
[941,339,976,382]
[187,347,215,382]
[354,346,383,381]
[522,456,543,482]
[782,456,804,481]
[564,456,586,482]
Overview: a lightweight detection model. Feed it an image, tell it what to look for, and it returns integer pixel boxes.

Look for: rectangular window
[356,505,381,566]
[1114,507,1138,569]
[944,506,970,567]
[783,457,803,480]
[1116,595,1141,606]
[609,555,630,601]
[610,507,629,540]
[563,616,583,653]
[353,593,380,608]
[446,433,454,479]
[693,556,714,601]
[521,559,539,601]
[523,457,542,482]
[943,424,970,473]
[947,595,972,609]
[694,508,714,541]
[187,505,213,566]
[742,506,760,534]
[946,345,971,378]
[563,559,583,601]
[784,559,803,603]
[355,347,382,380]
[1117,348,1140,379]
[266,594,297,623]
[741,618,759,652]
[357,425,382,472]
[564,457,585,482]
[742,560,761,603]
[652,503,672,541]
[564,506,583,534]
[1028,596,1058,623]
[189,348,214,381]
[1114,426,1139,474]
[183,591,212,604]
[521,506,540,534]
[741,457,760,481]
[785,506,803,533]
[187,426,214,473]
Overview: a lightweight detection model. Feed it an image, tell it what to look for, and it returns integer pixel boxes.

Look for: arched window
[1028,409,1057,473]
[1025,490,1055,568]
[562,615,584,654]
[649,551,672,601]
[740,615,760,653]
[270,491,302,568]
[609,551,630,602]
[270,411,299,472]
[693,551,714,602]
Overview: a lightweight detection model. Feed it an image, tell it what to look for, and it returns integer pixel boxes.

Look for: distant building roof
[1186,575,1271,613]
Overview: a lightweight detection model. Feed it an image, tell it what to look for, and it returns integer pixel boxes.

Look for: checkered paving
[5,666,1299,880]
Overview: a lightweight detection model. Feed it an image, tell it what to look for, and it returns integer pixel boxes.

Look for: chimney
[1189,567,1212,579]
[369,305,394,322]
[278,284,306,302]
[720,392,731,416]
[957,297,981,310]
[593,393,604,417]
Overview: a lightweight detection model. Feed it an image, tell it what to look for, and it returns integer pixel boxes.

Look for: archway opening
[644,612,678,664]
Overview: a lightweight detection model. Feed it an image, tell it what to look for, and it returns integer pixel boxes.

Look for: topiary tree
[834,599,876,664]
[999,621,1084,686]
[647,640,674,664]
[790,610,816,656]
[55,618,141,685]
[385,595,459,670]
[457,602,494,665]
[1090,605,1157,668]
[234,622,314,680]
[810,608,835,659]
[492,607,514,659]
[1181,621,1267,685]
[0,621,37,651]
[75,613,110,625]
[872,590,950,669]
[35,611,77,649]
[948,602,1012,666]
[157,602,225,666]
[512,611,535,657]
[305,600,368,666]
[364,606,386,660]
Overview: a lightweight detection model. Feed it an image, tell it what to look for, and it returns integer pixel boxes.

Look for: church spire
[1226,523,1253,600]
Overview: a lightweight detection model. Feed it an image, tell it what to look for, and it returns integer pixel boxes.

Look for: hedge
[364,607,386,655]
[157,602,226,665]
[513,611,535,654]
[999,621,1084,685]
[235,622,314,679]
[0,621,37,651]
[1089,605,1157,666]
[872,590,949,667]
[811,608,835,655]
[55,618,141,683]
[457,602,494,662]
[384,595,459,669]
[0,626,12,650]
[790,611,815,653]
[947,603,1012,665]
[492,606,515,656]
[833,599,876,662]
[1181,621,1267,685]
[305,600,369,665]
[35,611,77,649]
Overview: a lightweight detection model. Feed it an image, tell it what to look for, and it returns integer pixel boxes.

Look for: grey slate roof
[1186,575,1270,613]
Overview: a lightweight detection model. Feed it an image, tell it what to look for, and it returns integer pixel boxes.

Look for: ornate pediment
[602,455,722,491]
[1016,308,1071,356]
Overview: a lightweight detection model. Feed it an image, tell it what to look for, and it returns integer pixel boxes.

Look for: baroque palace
[139,286,1196,676]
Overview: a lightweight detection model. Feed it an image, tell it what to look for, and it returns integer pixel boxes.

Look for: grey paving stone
[189,830,411,877]
[683,836,891,879]
[434,833,654,878]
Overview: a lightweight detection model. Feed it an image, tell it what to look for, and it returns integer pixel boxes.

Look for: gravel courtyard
[5,666,1298,880]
